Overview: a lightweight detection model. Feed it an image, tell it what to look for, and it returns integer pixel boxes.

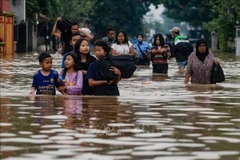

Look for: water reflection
[0,53,240,159]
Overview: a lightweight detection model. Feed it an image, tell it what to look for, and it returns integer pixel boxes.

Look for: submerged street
[0,53,240,159]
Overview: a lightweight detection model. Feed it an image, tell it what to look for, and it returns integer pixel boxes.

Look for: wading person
[29,52,59,96]
[74,38,96,95]
[170,27,193,72]
[87,40,122,96]
[58,52,83,95]
[149,33,171,74]
[111,31,135,57]
[133,34,151,66]
[184,38,218,84]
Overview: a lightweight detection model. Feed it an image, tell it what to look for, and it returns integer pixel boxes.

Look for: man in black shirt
[52,17,93,55]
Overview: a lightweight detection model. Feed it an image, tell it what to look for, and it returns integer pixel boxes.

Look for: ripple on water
[107,123,135,127]
[0,133,16,137]
[0,123,12,126]
[41,125,62,128]
[58,132,97,138]
[30,135,49,139]
[134,143,206,151]
[195,122,234,125]
[42,115,68,119]
[40,128,77,134]
[0,146,24,152]
[0,138,52,144]
[132,151,172,156]
[231,118,240,122]
[198,136,240,143]
[19,131,33,135]
[134,112,160,115]
[48,136,74,140]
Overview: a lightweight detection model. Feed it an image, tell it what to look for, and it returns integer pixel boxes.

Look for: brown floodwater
[0,53,240,160]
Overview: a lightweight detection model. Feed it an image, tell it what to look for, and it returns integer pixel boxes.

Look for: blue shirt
[133,41,151,58]
[86,61,119,96]
[32,69,59,95]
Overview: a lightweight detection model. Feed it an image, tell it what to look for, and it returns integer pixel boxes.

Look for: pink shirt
[60,70,83,95]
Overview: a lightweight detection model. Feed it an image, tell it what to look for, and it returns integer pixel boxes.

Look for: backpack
[99,55,136,81]
[174,35,193,59]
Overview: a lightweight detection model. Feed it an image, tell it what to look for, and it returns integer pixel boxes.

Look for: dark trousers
[152,63,168,73]
[136,58,150,66]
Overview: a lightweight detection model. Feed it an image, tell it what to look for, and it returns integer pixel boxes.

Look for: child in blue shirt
[29,52,59,96]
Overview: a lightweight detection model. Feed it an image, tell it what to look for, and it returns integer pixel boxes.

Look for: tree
[89,0,153,39]
[156,0,240,52]
[152,0,213,28]
[203,0,240,52]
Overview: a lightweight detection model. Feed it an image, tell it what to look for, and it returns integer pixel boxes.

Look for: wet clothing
[79,56,97,95]
[111,41,133,55]
[173,35,193,63]
[32,69,59,95]
[86,61,119,96]
[150,45,170,74]
[62,53,96,95]
[152,63,168,73]
[61,32,72,55]
[59,70,83,95]
[133,41,151,65]
[186,51,214,84]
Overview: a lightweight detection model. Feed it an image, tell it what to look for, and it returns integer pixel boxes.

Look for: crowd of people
[29,17,221,97]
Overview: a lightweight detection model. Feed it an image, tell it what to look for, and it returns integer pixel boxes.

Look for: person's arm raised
[52,17,62,39]
[79,28,94,41]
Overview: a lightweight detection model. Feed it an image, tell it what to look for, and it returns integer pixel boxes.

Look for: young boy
[29,52,59,96]
[61,33,82,68]
[102,27,115,55]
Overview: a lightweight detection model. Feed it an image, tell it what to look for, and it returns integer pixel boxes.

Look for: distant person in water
[102,27,115,56]
[133,34,151,66]
[74,38,96,95]
[29,52,59,96]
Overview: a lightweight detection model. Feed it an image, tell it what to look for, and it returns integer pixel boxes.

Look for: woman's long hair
[114,30,129,46]
[74,38,93,69]
[152,33,165,47]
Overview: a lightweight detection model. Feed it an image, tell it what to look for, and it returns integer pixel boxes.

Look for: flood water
[0,53,240,160]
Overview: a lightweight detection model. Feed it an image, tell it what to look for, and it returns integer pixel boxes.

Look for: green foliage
[56,0,94,22]
[203,0,240,52]
[160,0,213,27]
[89,0,152,39]
[26,0,39,24]
[158,0,240,53]
[24,0,240,53]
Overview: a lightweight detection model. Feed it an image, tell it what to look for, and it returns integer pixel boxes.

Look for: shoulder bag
[210,62,225,84]
[137,44,148,59]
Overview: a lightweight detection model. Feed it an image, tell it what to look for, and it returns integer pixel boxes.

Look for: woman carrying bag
[184,38,224,84]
